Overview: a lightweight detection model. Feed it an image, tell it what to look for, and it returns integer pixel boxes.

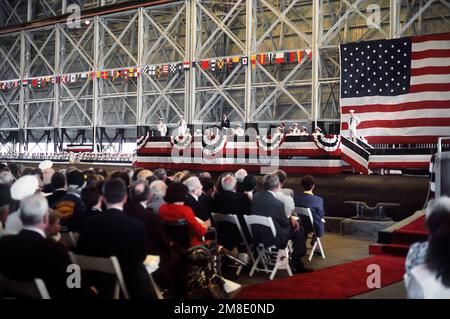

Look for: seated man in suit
[76,178,152,299]
[294,175,326,248]
[251,174,310,273]
[0,194,74,298]
[183,176,210,221]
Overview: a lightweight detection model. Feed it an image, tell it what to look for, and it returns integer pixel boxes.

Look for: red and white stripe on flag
[340,32,450,144]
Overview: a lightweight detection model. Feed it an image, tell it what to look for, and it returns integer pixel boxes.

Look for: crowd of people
[0,161,327,299]
[0,151,133,162]
[0,160,448,299]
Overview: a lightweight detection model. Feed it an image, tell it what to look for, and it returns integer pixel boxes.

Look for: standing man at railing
[348,109,361,142]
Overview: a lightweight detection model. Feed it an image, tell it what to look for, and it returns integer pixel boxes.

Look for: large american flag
[340,33,450,144]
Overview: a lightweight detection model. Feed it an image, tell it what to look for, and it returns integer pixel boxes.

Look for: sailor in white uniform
[348,109,361,142]
[289,123,301,136]
[157,118,167,136]
[234,123,245,136]
[177,115,187,136]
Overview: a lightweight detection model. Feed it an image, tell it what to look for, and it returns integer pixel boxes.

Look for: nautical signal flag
[275,52,285,64]
[200,60,209,70]
[241,56,248,66]
[217,59,224,70]
[183,61,190,70]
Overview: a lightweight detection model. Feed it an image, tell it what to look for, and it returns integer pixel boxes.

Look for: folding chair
[0,274,50,299]
[294,207,326,261]
[68,252,130,299]
[243,215,292,280]
[211,213,255,276]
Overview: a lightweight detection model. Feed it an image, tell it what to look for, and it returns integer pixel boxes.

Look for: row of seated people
[1,161,450,298]
[0,163,326,299]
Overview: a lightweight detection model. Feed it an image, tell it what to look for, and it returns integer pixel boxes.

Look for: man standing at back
[76,178,151,299]
[251,174,310,273]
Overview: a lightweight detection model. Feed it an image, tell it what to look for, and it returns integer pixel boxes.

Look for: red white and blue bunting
[170,133,192,150]
[257,133,284,151]
[313,134,341,153]
[202,128,227,156]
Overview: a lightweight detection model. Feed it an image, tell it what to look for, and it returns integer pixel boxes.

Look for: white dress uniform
[177,118,187,135]
[348,113,361,141]
[234,127,245,136]
[157,122,167,136]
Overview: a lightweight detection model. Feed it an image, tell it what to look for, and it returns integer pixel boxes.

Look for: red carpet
[394,215,426,234]
[370,214,428,256]
[236,255,405,299]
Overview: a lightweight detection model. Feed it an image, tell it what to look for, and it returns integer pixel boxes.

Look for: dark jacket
[0,229,74,298]
[76,208,151,299]
[251,191,291,249]
[53,193,86,232]
[123,202,170,255]
[46,189,67,208]
[185,194,210,221]
[294,193,325,237]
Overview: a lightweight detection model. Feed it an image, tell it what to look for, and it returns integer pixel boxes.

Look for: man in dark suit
[76,178,152,299]
[294,175,325,238]
[184,176,210,221]
[0,194,74,298]
[251,174,310,273]
[46,172,67,208]
[213,175,248,249]
[219,113,230,129]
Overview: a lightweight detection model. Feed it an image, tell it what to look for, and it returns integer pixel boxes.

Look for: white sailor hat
[293,123,298,126]
[237,123,242,127]
[11,175,39,200]
[349,109,355,113]
[38,160,53,170]
[315,127,322,131]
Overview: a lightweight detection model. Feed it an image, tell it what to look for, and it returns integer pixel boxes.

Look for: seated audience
[137,169,153,181]
[0,184,15,238]
[0,171,15,185]
[159,183,210,247]
[0,194,74,298]
[5,175,40,233]
[153,168,167,183]
[294,175,326,239]
[251,174,310,273]
[199,178,215,217]
[235,169,248,193]
[45,209,63,244]
[80,185,103,225]
[46,172,67,208]
[148,180,167,213]
[276,170,294,198]
[77,178,152,299]
[405,196,450,298]
[53,170,86,232]
[238,175,257,214]
[214,175,241,215]
[405,196,450,275]
[184,176,210,221]
[199,171,212,180]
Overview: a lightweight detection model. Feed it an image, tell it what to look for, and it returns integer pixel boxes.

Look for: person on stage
[233,123,245,136]
[348,109,361,142]
[219,114,230,130]
[157,118,167,137]
[288,123,301,136]
[299,126,308,136]
[177,115,187,136]
[312,127,323,138]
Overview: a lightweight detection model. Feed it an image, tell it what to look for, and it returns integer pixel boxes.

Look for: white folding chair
[294,207,326,261]
[0,274,50,299]
[211,213,256,275]
[243,215,292,280]
[69,252,130,299]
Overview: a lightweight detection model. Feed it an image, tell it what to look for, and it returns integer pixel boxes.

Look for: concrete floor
[229,233,406,299]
